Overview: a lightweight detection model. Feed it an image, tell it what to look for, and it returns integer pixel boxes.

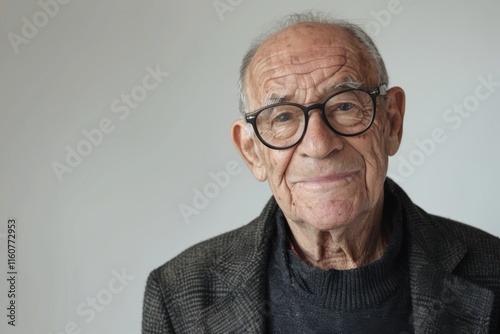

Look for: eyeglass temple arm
[378,84,388,96]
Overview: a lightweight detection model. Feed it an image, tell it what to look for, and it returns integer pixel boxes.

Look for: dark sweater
[266,189,414,333]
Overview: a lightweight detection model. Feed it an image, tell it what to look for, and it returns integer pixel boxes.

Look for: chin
[293,199,359,231]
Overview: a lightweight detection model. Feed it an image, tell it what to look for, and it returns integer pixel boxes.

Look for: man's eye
[338,103,354,111]
[275,112,293,122]
[273,112,296,123]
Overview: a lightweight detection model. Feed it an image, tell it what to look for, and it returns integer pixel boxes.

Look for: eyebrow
[327,79,363,91]
[263,79,363,106]
[264,94,293,106]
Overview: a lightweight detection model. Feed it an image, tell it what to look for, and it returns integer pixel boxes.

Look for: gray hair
[238,12,389,116]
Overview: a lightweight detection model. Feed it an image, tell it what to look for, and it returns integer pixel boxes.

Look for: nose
[296,109,344,158]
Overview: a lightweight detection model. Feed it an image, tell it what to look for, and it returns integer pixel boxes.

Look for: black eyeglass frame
[245,84,388,150]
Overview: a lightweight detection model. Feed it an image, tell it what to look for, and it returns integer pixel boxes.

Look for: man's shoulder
[389,179,499,249]
[389,178,500,270]
[155,218,259,280]
[432,214,499,244]
[430,214,500,265]
[405,200,500,276]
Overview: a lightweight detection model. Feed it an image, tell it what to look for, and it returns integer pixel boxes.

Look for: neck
[286,200,390,270]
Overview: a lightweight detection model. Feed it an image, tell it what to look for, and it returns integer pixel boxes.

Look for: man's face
[233,23,405,231]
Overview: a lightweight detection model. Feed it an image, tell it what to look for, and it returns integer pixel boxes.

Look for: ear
[231,119,268,181]
[384,86,406,156]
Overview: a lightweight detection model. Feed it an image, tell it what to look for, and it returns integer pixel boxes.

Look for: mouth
[292,171,359,188]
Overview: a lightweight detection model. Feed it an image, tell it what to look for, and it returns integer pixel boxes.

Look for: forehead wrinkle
[259,74,362,108]
[258,62,363,101]
[246,29,377,109]
[253,38,366,65]
[253,54,348,97]
[252,67,365,109]
[257,56,346,86]
[252,45,360,78]
[252,47,367,88]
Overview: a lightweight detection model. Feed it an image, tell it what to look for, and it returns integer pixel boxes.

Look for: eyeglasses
[245,84,388,150]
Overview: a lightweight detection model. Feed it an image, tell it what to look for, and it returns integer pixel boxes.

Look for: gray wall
[1,0,499,333]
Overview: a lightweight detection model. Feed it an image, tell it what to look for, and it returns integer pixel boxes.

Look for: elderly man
[143,13,500,333]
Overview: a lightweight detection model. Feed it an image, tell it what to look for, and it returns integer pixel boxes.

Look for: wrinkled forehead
[246,23,377,105]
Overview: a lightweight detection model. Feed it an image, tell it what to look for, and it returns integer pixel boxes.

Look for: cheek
[263,150,293,184]
[263,151,297,201]
[372,118,391,157]
[369,130,390,179]
[351,122,389,177]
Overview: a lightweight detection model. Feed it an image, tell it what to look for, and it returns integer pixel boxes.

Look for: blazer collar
[199,198,279,333]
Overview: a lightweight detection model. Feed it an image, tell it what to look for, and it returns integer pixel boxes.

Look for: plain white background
[1,0,499,333]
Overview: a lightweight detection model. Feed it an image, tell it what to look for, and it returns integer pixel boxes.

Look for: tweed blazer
[142,179,500,333]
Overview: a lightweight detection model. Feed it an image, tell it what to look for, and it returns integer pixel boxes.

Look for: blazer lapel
[406,210,495,333]
[199,198,279,333]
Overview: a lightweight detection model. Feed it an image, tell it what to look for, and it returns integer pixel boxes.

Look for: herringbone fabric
[142,179,500,333]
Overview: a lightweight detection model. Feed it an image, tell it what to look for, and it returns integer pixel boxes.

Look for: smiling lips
[293,171,359,187]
